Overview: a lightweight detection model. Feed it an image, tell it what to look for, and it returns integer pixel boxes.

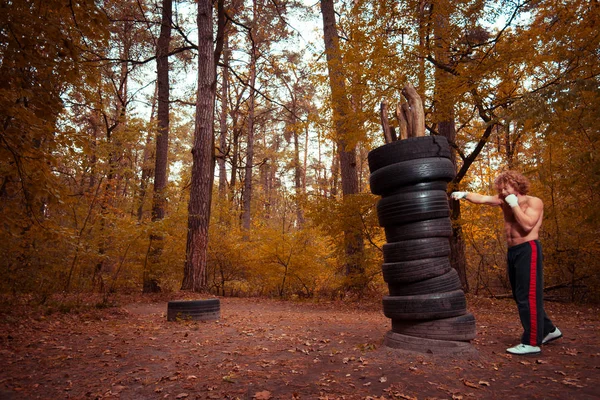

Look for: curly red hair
[494,170,530,195]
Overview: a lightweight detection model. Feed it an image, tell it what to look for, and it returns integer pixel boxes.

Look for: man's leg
[530,241,547,345]
[511,241,542,346]
[537,243,561,343]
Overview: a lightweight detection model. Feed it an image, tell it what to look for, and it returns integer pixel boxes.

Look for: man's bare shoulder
[525,195,543,206]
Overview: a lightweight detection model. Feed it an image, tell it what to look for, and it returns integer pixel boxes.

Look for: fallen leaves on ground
[0,295,598,399]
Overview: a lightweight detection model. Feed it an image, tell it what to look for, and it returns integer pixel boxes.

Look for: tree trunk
[137,82,158,221]
[145,0,172,293]
[217,37,230,203]
[230,127,240,206]
[182,0,217,292]
[152,0,171,222]
[320,0,365,290]
[418,0,429,91]
[293,123,305,227]
[432,0,469,292]
[241,26,257,233]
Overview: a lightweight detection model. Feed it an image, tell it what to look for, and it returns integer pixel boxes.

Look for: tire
[382,237,450,263]
[384,181,449,195]
[387,268,462,296]
[391,313,476,341]
[368,135,451,173]
[382,290,467,320]
[383,331,477,356]
[384,218,452,242]
[377,191,450,228]
[167,299,220,321]
[382,257,452,284]
[369,157,455,196]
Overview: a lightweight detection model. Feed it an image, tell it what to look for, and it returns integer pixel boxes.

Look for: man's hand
[505,194,519,207]
[451,192,468,200]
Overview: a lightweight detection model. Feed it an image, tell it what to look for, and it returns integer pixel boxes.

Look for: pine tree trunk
[293,126,305,227]
[320,0,365,290]
[182,0,216,292]
[241,29,257,233]
[433,0,469,292]
[137,82,157,221]
[218,37,229,202]
[145,0,171,293]
[152,0,171,222]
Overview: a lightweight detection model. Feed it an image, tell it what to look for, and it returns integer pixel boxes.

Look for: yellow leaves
[221,224,338,298]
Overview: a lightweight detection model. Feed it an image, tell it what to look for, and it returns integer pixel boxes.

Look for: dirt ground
[0,294,599,399]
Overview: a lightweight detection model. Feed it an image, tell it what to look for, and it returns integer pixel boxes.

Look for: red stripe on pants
[529,241,538,345]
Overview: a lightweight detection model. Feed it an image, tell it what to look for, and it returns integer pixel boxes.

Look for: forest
[1,0,599,306]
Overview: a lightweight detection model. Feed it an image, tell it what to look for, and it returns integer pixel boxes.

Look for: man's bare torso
[500,195,543,247]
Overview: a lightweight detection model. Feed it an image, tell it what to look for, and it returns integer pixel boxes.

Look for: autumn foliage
[1,0,599,305]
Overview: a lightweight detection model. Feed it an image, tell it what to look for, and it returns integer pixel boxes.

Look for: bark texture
[182,0,217,292]
[320,0,365,287]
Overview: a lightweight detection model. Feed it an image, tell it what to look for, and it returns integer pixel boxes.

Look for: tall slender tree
[320,0,365,290]
[217,37,230,203]
[241,23,257,233]
[182,0,226,291]
[428,0,469,290]
[144,0,172,293]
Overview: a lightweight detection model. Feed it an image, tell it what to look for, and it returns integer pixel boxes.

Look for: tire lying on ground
[382,237,450,263]
[377,190,450,228]
[384,331,477,356]
[369,157,455,196]
[382,290,467,320]
[387,268,462,296]
[391,313,476,341]
[167,299,220,321]
[367,135,451,173]
[382,257,452,284]
[384,217,452,242]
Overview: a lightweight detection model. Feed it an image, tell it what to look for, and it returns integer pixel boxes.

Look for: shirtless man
[451,170,561,355]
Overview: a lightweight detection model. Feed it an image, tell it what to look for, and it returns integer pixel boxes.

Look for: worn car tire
[382,290,467,320]
[377,191,450,228]
[382,237,450,263]
[369,157,455,196]
[167,299,220,321]
[368,135,451,173]
[391,313,476,341]
[382,181,449,196]
[388,268,462,296]
[384,218,452,242]
[383,331,477,356]
[382,257,452,284]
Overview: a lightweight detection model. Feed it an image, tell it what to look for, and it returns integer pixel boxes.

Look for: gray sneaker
[542,327,562,344]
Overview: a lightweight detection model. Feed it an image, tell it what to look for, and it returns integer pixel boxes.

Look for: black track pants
[507,240,556,346]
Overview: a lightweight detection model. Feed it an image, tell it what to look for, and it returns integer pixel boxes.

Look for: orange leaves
[253,390,272,399]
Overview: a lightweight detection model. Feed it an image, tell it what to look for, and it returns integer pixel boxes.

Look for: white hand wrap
[451,191,468,200]
[505,194,519,207]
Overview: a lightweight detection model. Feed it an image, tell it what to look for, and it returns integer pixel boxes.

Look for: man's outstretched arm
[451,191,503,206]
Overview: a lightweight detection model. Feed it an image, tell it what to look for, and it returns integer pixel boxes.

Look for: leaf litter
[0,296,598,399]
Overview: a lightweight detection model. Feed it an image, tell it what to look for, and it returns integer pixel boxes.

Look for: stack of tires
[368,136,476,355]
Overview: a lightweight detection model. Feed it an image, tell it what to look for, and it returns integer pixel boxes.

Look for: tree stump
[380,83,425,143]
